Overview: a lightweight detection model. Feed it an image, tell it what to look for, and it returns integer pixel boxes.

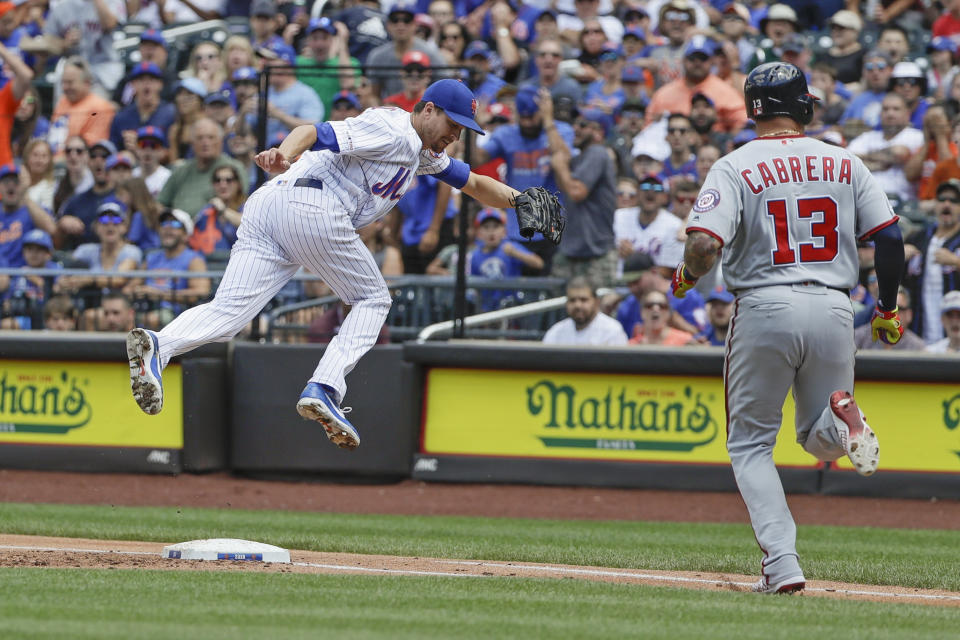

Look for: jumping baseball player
[126,79,558,451]
[671,63,905,594]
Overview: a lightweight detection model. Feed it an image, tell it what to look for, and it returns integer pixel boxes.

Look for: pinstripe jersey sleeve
[328,108,412,160]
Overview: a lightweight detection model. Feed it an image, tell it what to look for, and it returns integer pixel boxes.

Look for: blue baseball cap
[140,28,167,47]
[0,162,18,180]
[176,77,207,98]
[622,65,644,83]
[475,208,506,226]
[106,155,133,170]
[232,67,259,83]
[691,91,714,107]
[332,90,361,110]
[205,89,236,109]
[578,107,611,137]
[97,199,129,217]
[257,41,296,65]
[514,86,539,117]
[684,36,717,58]
[464,40,493,60]
[599,45,622,62]
[388,1,416,16]
[706,286,734,304]
[421,79,484,135]
[90,139,117,155]
[308,17,337,35]
[623,26,646,41]
[137,125,168,146]
[22,229,53,251]
[129,62,164,80]
[928,36,957,54]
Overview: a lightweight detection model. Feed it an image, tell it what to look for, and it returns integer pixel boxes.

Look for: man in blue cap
[126,79,535,454]
[0,163,55,267]
[463,40,505,106]
[695,286,735,346]
[296,17,362,118]
[474,85,574,271]
[109,62,176,152]
[259,41,325,141]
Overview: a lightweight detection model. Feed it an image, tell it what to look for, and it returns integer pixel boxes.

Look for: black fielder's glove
[512,187,566,245]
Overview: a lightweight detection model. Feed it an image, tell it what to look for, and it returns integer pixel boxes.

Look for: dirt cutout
[1,535,957,608]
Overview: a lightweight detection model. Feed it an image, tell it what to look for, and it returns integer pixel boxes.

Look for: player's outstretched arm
[461,172,521,210]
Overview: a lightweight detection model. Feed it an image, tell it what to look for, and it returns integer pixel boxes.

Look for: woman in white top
[22,139,56,212]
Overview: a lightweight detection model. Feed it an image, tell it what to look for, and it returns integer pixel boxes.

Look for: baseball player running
[126,79,536,451]
[671,63,905,594]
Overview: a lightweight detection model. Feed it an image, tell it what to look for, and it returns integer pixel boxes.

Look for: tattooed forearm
[683,231,721,278]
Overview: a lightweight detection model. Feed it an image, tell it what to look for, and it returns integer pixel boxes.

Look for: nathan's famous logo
[526,380,718,452]
[944,393,960,460]
[0,371,92,434]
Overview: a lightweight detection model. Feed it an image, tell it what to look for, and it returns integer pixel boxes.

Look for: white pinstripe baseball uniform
[147,106,472,404]
[126,79,490,450]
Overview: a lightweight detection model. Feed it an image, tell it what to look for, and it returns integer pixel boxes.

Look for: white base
[162,538,291,563]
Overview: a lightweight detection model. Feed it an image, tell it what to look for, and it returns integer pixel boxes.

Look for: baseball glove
[512,187,566,245]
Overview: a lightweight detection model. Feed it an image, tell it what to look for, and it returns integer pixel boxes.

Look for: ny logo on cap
[471,99,478,117]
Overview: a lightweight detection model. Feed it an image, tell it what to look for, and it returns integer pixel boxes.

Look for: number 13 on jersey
[766,196,839,266]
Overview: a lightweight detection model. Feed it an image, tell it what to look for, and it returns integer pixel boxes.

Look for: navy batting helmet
[744,62,817,125]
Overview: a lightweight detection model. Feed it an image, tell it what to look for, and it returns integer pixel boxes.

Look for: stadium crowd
[0,0,957,352]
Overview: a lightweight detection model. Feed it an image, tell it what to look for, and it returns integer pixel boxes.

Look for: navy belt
[293,178,324,190]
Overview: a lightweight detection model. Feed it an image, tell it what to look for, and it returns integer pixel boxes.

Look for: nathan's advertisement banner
[423,370,960,473]
[423,369,812,466]
[0,361,182,448]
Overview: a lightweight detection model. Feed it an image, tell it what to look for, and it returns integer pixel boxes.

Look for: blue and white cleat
[296,383,361,450]
[126,328,164,415]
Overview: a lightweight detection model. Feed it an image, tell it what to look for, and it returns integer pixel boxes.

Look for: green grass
[0,569,956,640]
[0,502,958,591]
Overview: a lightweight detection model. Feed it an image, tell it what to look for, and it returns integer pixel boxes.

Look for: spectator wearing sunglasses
[814,10,864,86]
[889,61,932,131]
[53,136,93,217]
[123,209,210,330]
[903,179,960,343]
[659,113,697,185]
[109,63,176,154]
[520,37,583,106]
[627,289,693,346]
[189,166,245,257]
[645,37,747,133]
[132,126,171,197]
[366,2,445,99]
[613,174,684,277]
[385,50,432,112]
[249,0,286,51]
[558,0,623,48]
[841,50,894,129]
[58,139,119,250]
[57,200,142,323]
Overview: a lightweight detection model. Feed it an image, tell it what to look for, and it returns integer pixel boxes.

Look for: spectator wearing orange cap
[384,50,432,112]
[0,39,32,168]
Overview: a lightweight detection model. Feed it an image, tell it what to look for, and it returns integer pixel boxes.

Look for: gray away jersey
[686,136,897,291]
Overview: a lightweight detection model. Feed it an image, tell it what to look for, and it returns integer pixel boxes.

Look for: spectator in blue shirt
[659,113,698,185]
[464,41,506,106]
[0,163,55,266]
[110,63,177,154]
[58,139,117,250]
[258,40,325,141]
[475,86,574,269]
[841,50,893,129]
[695,286,734,346]
[0,229,60,330]
[469,208,543,312]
